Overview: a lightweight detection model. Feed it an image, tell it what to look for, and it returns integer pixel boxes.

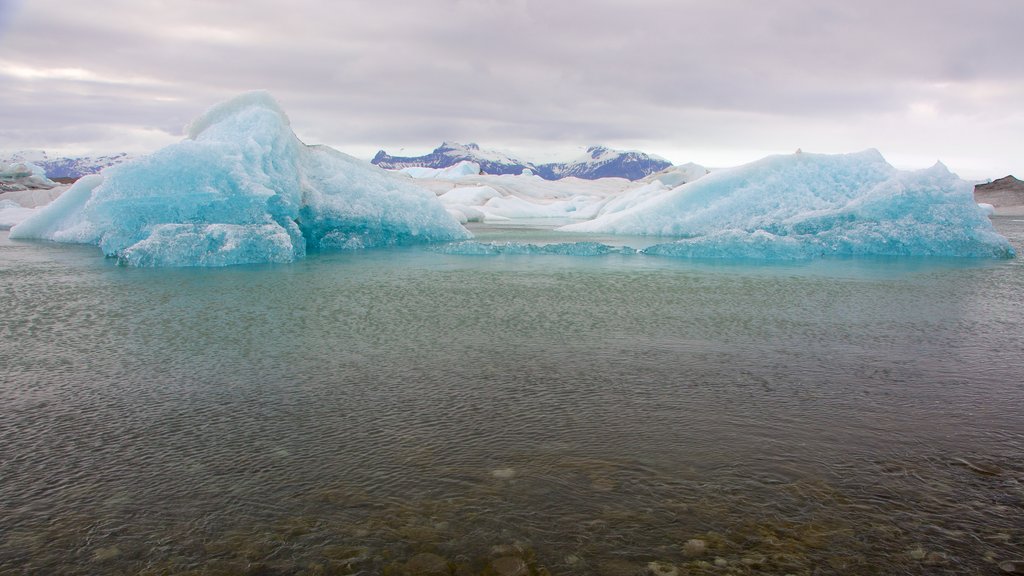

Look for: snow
[592,181,671,218]
[440,142,527,165]
[648,162,709,187]
[0,185,68,208]
[408,162,710,223]
[9,92,470,266]
[1,150,135,180]
[412,172,635,224]
[400,160,481,179]
[437,185,501,205]
[560,150,1013,259]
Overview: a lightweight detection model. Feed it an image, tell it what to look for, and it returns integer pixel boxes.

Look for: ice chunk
[594,181,670,218]
[438,185,502,206]
[9,175,102,240]
[0,185,68,208]
[561,150,1014,259]
[0,161,58,191]
[400,161,480,179]
[0,199,36,230]
[650,162,709,188]
[11,92,470,266]
[481,195,602,219]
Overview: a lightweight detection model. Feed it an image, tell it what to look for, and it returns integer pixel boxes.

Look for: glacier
[560,150,1014,259]
[9,92,470,266]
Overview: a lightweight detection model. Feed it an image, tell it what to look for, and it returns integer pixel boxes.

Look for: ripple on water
[1,224,1023,573]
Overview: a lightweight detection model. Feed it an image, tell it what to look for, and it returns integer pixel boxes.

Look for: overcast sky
[1,0,1021,179]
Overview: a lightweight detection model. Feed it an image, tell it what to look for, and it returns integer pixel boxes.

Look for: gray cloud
[1,0,1022,178]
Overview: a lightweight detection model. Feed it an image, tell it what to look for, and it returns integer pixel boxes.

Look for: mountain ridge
[1,150,135,180]
[372,142,672,181]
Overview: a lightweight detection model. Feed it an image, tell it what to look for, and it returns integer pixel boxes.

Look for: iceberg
[399,160,481,180]
[0,161,58,191]
[10,92,470,266]
[560,150,1014,259]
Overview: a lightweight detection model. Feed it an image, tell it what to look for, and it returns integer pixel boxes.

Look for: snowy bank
[10,92,470,266]
[560,150,1014,259]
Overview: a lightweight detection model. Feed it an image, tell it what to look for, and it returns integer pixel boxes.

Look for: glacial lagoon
[1,218,1022,575]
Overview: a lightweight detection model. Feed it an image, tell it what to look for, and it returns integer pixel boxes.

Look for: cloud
[1,0,1022,178]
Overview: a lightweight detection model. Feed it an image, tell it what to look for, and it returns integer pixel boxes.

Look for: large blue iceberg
[560,150,1014,259]
[10,92,470,266]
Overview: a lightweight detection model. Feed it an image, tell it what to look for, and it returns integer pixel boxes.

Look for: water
[2,218,1023,575]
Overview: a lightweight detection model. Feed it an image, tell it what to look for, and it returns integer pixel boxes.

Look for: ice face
[560,150,1014,259]
[10,92,470,266]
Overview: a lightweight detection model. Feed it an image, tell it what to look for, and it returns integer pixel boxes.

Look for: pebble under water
[1,218,1023,575]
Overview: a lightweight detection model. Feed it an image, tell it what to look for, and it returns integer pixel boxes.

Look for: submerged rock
[486,556,529,576]
[682,538,707,557]
[403,552,449,576]
[1000,560,1024,573]
[645,560,678,576]
[491,468,517,480]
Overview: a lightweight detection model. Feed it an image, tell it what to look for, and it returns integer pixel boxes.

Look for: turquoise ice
[10,92,470,266]
[560,150,1014,259]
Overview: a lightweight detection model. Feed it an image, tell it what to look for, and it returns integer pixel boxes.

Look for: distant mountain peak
[372,142,671,181]
[1,150,133,180]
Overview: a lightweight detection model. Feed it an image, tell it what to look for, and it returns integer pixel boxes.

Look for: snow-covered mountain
[372,142,533,177]
[535,146,672,181]
[1,150,134,180]
[372,142,672,181]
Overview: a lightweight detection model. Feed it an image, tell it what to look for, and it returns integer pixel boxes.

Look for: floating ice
[10,92,470,266]
[593,181,671,218]
[437,185,501,223]
[438,185,502,206]
[481,195,598,219]
[0,199,35,230]
[561,150,1014,259]
[0,161,57,191]
[400,161,481,179]
[649,162,709,188]
[433,240,635,256]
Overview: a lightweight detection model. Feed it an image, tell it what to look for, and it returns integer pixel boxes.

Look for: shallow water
[1,218,1023,575]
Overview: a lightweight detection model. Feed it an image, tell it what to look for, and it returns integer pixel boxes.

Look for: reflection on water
[1,218,1023,575]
